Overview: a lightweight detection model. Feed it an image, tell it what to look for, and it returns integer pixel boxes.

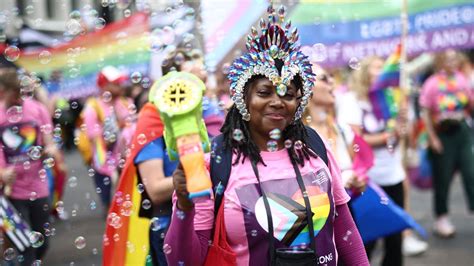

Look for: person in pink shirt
[420,49,474,238]
[0,68,59,264]
[164,5,368,265]
[81,66,134,213]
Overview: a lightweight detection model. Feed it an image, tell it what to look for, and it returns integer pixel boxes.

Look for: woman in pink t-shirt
[420,49,474,238]
[0,68,59,264]
[164,6,368,266]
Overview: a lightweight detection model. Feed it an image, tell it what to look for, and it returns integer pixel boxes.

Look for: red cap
[97,66,127,89]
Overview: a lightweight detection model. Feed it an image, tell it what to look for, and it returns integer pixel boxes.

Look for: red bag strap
[213,196,227,246]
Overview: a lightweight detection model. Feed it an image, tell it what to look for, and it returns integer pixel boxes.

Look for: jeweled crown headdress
[228,4,315,121]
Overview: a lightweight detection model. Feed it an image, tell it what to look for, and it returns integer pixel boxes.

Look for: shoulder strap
[210,134,232,218]
[304,126,328,166]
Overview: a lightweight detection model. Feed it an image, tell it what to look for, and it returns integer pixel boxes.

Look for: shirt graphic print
[234,169,336,265]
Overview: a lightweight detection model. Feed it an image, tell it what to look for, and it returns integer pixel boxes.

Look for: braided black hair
[220,75,317,167]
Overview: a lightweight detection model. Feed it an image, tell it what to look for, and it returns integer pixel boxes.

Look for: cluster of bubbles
[267,129,281,152]
[107,212,123,229]
[120,200,134,216]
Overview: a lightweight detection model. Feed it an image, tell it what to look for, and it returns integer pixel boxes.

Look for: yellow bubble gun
[149,71,212,199]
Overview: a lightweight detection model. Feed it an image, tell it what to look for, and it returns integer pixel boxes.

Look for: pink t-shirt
[419,71,473,122]
[0,99,52,199]
[186,146,350,265]
[82,96,134,176]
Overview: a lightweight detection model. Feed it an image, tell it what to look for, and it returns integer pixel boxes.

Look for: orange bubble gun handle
[177,134,212,199]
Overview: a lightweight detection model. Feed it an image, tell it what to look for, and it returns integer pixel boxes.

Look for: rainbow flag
[369,44,402,121]
[46,158,67,215]
[103,103,164,266]
[14,13,150,99]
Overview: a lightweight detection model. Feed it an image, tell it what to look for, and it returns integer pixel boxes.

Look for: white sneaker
[433,215,456,238]
[403,234,428,256]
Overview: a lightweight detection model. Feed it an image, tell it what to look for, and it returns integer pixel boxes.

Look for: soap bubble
[150,217,161,231]
[4,45,20,62]
[142,199,151,210]
[28,146,43,161]
[120,201,133,216]
[29,231,45,248]
[94,18,106,30]
[74,236,86,249]
[3,248,16,261]
[348,57,361,70]
[29,192,37,201]
[311,43,327,62]
[39,51,51,64]
[269,128,281,140]
[266,140,278,152]
[6,106,23,123]
[130,72,142,84]
[284,139,293,149]
[163,244,172,254]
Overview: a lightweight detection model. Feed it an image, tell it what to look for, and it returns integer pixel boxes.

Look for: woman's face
[105,83,123,97]
[247,77,299,142]
[311,67,335,107]
[182,59,207,82]
[369,58,384,85]
[441,50,459,74]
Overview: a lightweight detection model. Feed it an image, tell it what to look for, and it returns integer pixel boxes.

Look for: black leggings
[9,197,50,266]
[364,182,404,266]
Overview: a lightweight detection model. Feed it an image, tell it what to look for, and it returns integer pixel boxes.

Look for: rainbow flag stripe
[103,103,164,266]
[369,44,402,121]
[93,138,107,168]
[16,13,150,99]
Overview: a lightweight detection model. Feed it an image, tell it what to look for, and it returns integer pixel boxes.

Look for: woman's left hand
[347,174,367,194]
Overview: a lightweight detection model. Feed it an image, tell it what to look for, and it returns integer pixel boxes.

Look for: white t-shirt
[336,92,405,186]
[325,123,355,186]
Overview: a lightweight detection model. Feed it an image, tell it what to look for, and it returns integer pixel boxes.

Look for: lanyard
[250,154,317,264]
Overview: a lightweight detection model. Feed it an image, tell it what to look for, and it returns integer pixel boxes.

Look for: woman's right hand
[173,163,194,212]
[429,135,444,154]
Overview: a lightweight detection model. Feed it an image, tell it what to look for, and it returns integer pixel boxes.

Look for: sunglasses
[316,73,332,84]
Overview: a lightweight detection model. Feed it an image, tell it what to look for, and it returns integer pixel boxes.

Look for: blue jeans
[149,216,170,266]
[93,172,111,209]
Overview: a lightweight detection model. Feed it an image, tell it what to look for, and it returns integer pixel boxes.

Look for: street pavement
[43,149,473,265]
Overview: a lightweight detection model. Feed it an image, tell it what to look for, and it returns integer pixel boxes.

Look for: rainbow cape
[369,44,402,121]
[14,13,150,99]
[103,103,164,266]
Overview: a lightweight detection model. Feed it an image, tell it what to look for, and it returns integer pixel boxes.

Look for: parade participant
[134,49,205,265]
[420,49,474,238]
[304,64,366,194]
[81,66,133,212]
[164,5,369,265]
[103,48,212,266]
[0,68,58,265]
[338,56,408,265]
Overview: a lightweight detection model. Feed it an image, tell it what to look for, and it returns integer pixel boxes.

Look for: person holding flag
[420,49,474,238]
[338,53,411,265]
[80,66,133,213]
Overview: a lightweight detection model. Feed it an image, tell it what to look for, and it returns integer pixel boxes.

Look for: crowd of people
[1,6,474,266]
